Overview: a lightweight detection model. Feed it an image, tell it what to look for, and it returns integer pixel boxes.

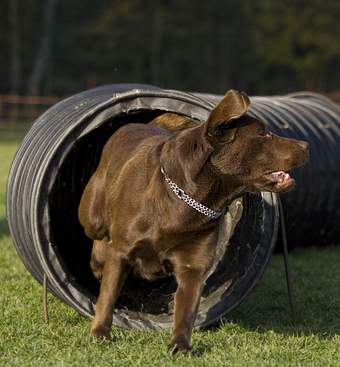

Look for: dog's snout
[293,139,309,167]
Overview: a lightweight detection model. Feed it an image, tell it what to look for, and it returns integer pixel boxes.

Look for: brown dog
[78,90,309,353]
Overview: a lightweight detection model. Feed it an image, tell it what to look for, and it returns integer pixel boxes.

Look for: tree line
[1,0,340,97]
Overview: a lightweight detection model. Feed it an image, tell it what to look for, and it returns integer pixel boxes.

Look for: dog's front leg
[169,267,205,353]
[90,245,128,340]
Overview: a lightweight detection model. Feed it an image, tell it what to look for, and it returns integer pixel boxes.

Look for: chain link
[160,166,224,219]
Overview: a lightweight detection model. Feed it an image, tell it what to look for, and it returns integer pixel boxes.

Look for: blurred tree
[27,0,59,95]
[244,0,340,90]
[8,0,21,95]
[149,0,163,84]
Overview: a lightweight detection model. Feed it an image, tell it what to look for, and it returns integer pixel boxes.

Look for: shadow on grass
[191,341,212,357]
[0,217,9,238]
[222,247,340,339]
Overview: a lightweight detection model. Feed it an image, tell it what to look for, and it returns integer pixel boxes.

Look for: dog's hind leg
[90,245,128,340]
[90,239,109,282]
[79,173,107,240]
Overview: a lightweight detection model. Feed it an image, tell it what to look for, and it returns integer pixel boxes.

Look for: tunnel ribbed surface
[8,83,339,329]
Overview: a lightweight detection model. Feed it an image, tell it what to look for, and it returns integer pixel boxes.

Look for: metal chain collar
[160,166,225,220]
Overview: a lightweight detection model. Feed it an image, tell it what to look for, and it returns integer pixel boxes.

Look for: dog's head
[204,90,309,193]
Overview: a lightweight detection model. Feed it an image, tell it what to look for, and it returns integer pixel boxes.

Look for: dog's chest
[128,241,171,281]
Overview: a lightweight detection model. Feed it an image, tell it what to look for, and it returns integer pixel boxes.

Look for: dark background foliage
[2,0,340,97]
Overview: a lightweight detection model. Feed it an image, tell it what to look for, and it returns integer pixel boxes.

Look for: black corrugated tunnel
[7,84,340,329]
[6,84,278,329]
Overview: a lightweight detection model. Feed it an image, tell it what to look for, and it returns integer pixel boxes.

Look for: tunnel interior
[47,109,267,322]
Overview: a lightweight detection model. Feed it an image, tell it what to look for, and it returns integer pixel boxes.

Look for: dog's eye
[259,130,271,138]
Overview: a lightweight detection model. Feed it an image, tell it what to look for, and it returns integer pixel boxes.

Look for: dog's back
[78,120,176,240]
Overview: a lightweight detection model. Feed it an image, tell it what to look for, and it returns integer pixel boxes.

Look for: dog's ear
[205,90,250,137]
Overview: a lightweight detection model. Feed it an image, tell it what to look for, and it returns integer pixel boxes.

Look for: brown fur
[78,90,309,353]
[152,112,199,131]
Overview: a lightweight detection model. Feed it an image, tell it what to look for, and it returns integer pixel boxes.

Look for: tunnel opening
[47,108,272,324]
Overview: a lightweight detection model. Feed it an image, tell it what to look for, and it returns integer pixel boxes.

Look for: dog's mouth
[264,170,295,192]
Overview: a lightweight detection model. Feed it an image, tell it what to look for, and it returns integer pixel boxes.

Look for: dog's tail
[151,113,199,131]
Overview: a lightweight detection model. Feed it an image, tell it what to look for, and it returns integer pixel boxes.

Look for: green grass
[0,124,340,366]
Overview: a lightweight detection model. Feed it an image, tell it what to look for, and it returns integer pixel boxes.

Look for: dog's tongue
[271,171,291,183]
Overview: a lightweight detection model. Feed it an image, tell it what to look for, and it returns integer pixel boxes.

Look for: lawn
[0,124,339,367]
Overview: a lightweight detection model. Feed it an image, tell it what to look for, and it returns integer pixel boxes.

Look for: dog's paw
[90,325,112,341]
[168,337,191,355]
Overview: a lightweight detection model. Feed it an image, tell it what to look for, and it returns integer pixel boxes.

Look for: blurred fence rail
[0,95,61,122]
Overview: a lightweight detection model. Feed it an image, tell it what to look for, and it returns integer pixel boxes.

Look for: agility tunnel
[6,84,340,329]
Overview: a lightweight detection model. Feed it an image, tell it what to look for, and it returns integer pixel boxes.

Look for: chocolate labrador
[78,90,309,353]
